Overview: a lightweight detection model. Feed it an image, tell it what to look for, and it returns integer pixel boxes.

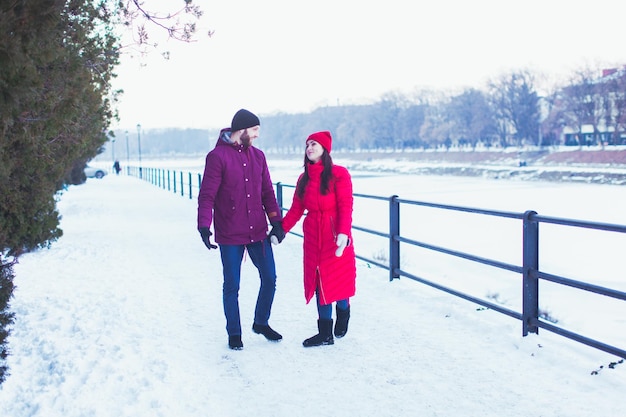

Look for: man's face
[240,126,260,148]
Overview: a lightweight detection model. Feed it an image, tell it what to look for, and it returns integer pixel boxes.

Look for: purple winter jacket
[197,128,282,245]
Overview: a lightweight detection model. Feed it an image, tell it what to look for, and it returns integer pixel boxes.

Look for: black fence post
[167,170,171,191]
[188,172,192,199]
[522,210,539,336]
[389,195,400,281]
[197,173,202,197]
[173,171,177,194]
[180,171,183,197]
[276,182,283,210]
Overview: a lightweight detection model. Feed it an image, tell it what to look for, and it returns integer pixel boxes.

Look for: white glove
[335,233,349,257]
[270,235,278,245]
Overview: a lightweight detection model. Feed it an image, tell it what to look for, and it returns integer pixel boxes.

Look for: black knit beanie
[231,109,260,131]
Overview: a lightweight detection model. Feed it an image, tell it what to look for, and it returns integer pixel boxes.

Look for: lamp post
[137,123,142,179]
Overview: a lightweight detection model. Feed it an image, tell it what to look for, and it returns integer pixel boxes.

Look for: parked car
[84,165,108,179]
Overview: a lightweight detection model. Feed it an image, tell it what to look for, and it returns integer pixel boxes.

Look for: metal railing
[128,166,202,200]
[127,165,626,359]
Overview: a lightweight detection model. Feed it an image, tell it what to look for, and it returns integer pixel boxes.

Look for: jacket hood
[216,128,247,151]
[218,128,233,144]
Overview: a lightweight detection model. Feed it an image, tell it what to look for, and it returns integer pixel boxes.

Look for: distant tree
[558,67,606,148]
[447,88,497,149]
[598,69,626,146]
[164,65,626,155]
[397,103,427,148]
[375,91,429,149]
[539,89,567,147]
[416,90,451,149]
[489,70,540,147]
[369,94,403,150]
[334,105,373,151]
[421,104,454,149]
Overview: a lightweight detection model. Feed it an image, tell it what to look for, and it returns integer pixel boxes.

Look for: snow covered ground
[0,168,624,417]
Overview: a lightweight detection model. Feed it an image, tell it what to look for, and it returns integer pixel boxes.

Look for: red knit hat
[307,131,332,153]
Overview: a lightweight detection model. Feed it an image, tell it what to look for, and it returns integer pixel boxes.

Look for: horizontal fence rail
[126,165,626,359]
[127,166,202,200]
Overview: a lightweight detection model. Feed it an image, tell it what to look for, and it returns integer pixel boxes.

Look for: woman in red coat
[281,131,356,347]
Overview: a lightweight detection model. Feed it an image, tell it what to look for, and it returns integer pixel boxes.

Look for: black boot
[334,305,350,338]
[252,323,283,341]
[228,335,243,350]
[303,319,334,347]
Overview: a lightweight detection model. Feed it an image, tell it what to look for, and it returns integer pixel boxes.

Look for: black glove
[268,220,286,244]
[198,227,217,250]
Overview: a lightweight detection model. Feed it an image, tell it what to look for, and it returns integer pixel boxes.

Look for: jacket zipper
[317,266,327,304]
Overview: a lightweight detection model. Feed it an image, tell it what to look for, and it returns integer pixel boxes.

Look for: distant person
[113,160,121,175]
[278,131,356,347]
[197,109,286,350]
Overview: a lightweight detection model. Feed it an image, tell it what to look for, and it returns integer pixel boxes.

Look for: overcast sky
[110,0,626,131]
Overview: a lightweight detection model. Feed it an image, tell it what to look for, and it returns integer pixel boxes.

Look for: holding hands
[268,220,286,245]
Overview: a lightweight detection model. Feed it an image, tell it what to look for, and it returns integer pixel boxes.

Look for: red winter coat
[282,162,356,304]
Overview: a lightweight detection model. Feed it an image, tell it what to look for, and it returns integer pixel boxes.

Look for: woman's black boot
[303,319,334,347]
[334,305,350,338]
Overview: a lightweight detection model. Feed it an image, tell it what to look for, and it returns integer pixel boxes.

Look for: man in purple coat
[197,109,286,350]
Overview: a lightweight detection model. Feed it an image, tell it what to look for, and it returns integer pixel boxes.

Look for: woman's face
[305,140,324,163]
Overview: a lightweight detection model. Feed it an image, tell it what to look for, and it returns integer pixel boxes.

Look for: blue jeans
[316,291,349,320]
[219,239,277,336]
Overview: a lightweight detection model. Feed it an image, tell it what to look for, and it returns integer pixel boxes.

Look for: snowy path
[0,175,623,417]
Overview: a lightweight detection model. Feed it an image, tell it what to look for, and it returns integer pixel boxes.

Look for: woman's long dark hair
[296,151,334,199]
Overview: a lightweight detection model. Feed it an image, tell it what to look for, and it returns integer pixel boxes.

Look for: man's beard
[241,131,252,148]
